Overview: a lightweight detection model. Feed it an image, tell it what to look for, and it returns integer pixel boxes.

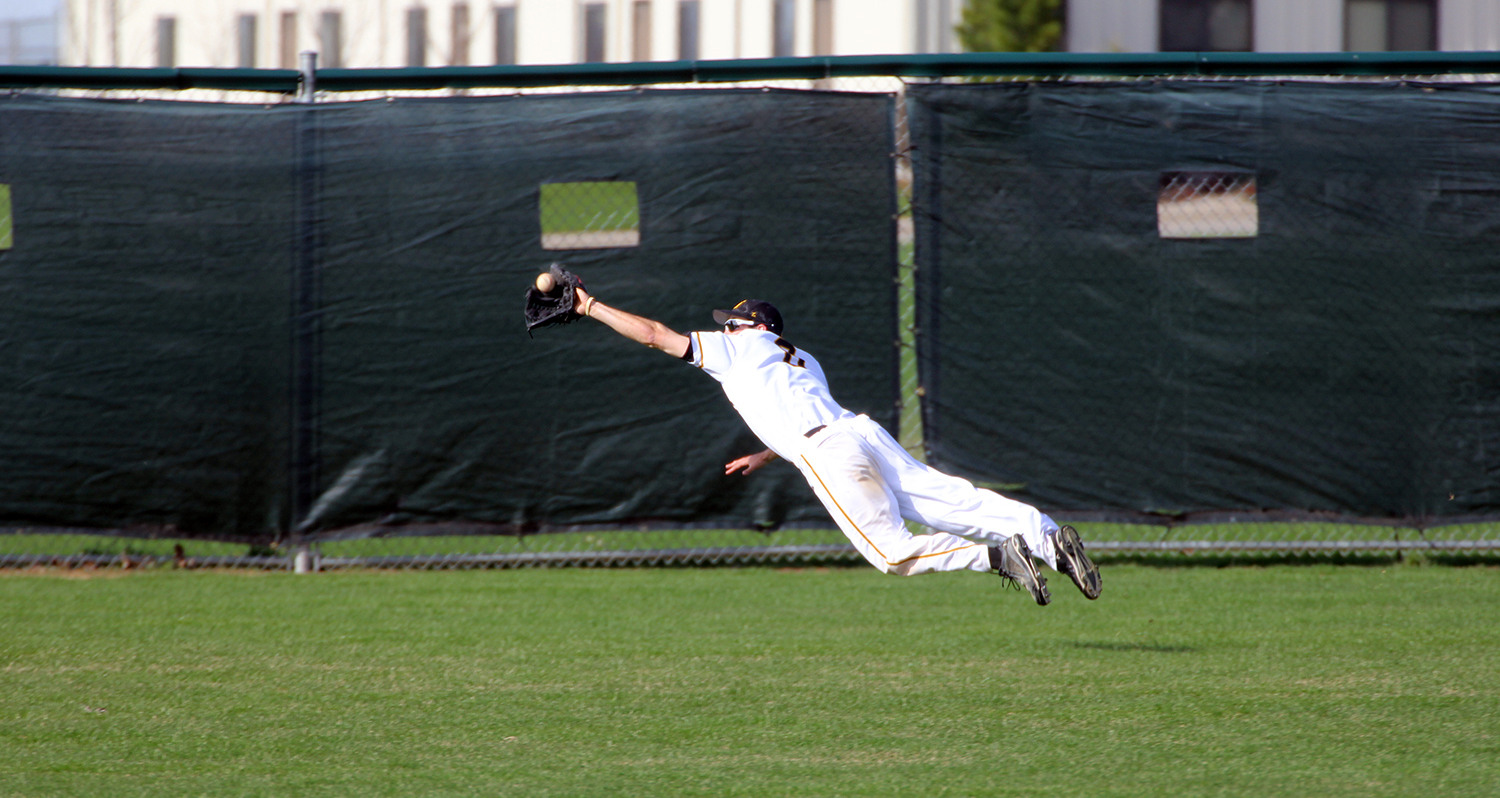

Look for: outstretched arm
[574,286,690,359]
[725,449,779,475]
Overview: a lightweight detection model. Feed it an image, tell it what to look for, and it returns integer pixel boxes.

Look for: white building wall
[1440,0,1500,50]
[737,0,770,58]
[840,0,910,55]
[1067,0,1158,52]
[700,0,738,59]
[522,1,575,64]
[59,0,1500,68]
[1253,0,1341,51]
[649,0,668,59]
[61,0,949,68]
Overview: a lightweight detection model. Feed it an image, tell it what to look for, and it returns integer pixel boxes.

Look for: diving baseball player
[566,287,1100,605]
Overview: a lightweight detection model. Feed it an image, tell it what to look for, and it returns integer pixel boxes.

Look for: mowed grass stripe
[2,565,1497,797]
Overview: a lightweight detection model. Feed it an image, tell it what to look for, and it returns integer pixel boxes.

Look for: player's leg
[794,430,990,576]
[852,417,1100,598]
[851,417,1060,566]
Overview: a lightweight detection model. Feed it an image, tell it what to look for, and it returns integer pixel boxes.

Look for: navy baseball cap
[713,300,783,335]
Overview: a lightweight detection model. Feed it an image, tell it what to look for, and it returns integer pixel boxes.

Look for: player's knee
[887,560,923,577]
[879,542,928,576]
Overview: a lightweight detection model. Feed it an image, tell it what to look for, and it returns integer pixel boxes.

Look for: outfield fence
[4,520,1497,571]
[4,54,1500,568]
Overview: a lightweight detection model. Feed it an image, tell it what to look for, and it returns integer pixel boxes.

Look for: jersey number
[775,338,806,368]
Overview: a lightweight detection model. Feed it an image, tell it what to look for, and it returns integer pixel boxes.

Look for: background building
[59,1,964,69]
[1,0,60,65]
[1070,0,1500,53]
[51,1,1500,69]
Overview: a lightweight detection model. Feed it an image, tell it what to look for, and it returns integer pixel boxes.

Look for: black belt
[804,425,827,438]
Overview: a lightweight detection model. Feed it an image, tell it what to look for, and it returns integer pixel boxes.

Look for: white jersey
[688,329,855,459]
[684,325,1066,582]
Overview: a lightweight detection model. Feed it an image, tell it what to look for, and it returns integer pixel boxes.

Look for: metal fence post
[293,50,319,574]
[296,51,317,103]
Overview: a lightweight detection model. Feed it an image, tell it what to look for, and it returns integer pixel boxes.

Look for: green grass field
[539,181,640,233]
[3,565,1497,797]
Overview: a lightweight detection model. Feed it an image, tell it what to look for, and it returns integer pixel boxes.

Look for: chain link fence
[7,519,1497,571]
[4,67,1498,569]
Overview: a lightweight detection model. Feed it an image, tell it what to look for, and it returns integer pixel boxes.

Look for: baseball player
[567,287,1100,605]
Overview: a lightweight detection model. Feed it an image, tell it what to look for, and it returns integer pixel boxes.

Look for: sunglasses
[724,320,757,333]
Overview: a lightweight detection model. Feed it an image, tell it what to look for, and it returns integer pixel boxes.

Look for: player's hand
[572,285,593,316]
[725,449,777,476]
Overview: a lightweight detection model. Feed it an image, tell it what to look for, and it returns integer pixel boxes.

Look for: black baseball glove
[524,263,585,336]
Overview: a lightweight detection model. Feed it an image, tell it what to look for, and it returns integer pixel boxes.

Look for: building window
[0,19,56,66]
[236,14,257,68]
[0,184,10,251]
[495,5,517,64]
[1346,0,1436,51]
[540,182,641,250]
[280,12,297,68]
[633,1,651,61]
[678,1,699,60]
[582,3,607,62]
[813,0,833,56]
[320,11,343,68]
[408,7,428,66]
[773,0,796,57]
[1160,0,1253,52]
[450,1,468,64]
[155,16,175,67]
[1158,172,1258,239]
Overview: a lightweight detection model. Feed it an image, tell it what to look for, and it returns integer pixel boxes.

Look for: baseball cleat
[1054,525,1102,600]
[990,536,1050,606]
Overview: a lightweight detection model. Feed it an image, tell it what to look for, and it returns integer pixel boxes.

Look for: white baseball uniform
[687,328,1061,576]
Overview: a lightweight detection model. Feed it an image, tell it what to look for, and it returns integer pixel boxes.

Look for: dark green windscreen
[305,91,896,536]
[0,90,896,541]
[909,82,1500,522]
[0,96,294,540]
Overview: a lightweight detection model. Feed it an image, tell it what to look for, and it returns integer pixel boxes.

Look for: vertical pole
[884,95,902,439]
[297,50,317,103]
[292,51,320,574]
[912,89,942,464]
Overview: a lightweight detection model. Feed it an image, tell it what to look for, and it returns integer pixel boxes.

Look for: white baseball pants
[792,415,1060,576]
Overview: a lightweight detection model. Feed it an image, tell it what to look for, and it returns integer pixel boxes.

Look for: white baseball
[536,272,556,292]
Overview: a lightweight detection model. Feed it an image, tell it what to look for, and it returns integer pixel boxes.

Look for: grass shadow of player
[1093,553,1405,569]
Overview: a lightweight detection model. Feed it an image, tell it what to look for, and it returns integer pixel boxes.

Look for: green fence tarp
[308,91,897,536]
[0,91,897,541]
[0,97,294,539]
[910,81,1500,523]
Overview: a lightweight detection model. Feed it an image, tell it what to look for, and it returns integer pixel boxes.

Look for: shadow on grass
[1095,553,1404,569]
[1427,555,1500,567]
[1069,641,1197,654]
[1094,553,1500,569]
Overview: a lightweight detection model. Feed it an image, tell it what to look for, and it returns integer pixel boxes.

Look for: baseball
[535,272,556,293]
